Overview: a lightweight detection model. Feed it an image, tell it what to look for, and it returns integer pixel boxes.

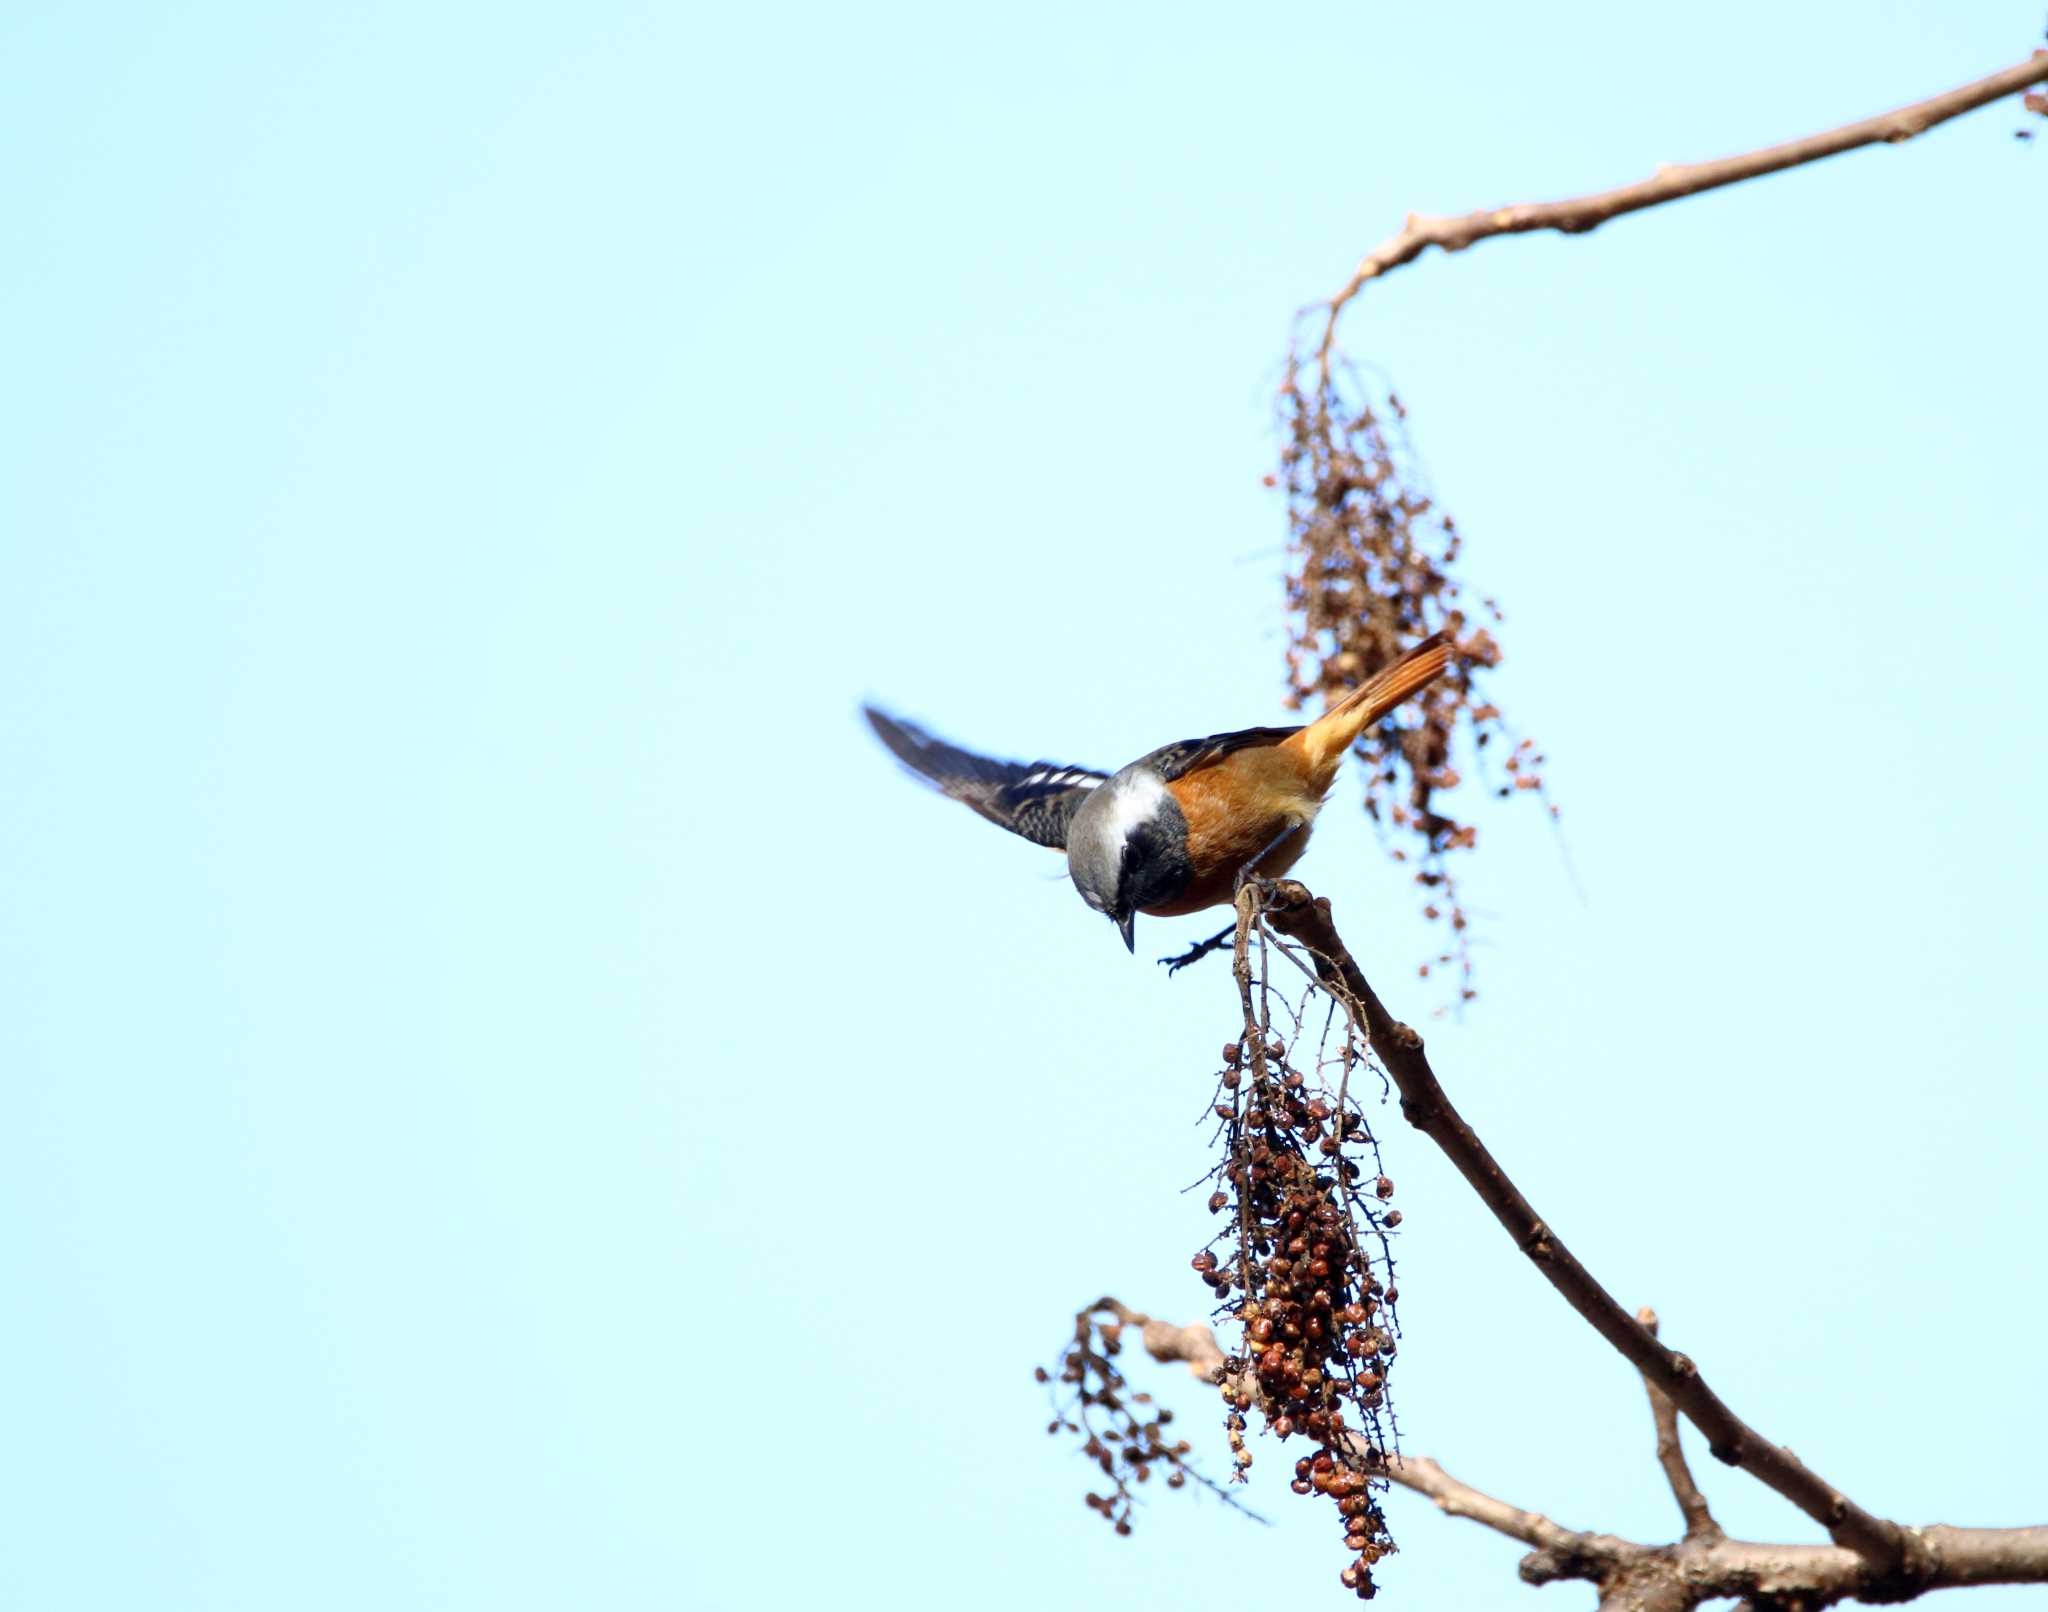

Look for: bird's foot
[1159,924,1236,975]
[1232,870,1281,912]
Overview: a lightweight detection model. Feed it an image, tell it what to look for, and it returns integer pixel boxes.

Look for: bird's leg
[1233,822,1301,896]
[1158,924,1235,974]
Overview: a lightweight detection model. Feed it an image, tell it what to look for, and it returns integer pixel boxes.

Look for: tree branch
[1311,49,2048,373]
[1103,1294,2048,1606]
[1636,1305,1721,1542]
[1096,1300,1596,1558]
[1254,879,1927,1580]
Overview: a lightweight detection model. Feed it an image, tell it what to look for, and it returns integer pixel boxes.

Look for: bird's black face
[1067,769,1196,953]
[1104,812,1193,953]
[1119,813,1194,910]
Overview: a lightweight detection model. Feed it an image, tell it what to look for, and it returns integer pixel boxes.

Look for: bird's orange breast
[1147,745,1324,916]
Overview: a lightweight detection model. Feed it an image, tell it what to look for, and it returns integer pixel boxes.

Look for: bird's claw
[1232,871,1279,905]
[1158,923,1236,975]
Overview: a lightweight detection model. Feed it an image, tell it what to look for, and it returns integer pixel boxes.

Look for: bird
[864,633,1452,956]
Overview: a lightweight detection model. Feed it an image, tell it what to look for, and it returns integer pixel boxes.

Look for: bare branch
[1636,1305,1720,1542]
[1107,1300,1597,1556]
[1092,1297,1228,1385]
[1378,1452,1610,1561]
[1105,1292,2048,1605]
[1312,49,2048,372]
[1254,879,1926,1579]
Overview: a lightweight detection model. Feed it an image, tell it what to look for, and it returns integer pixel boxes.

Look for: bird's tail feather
[1287,633,1453,785]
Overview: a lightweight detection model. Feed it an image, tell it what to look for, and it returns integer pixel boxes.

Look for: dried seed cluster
[1198,1032,1402,1597]
[1040,1311,1204,1537]
[1276,366,1551,1005]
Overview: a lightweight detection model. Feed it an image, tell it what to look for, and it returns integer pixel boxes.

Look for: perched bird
[864,634,1451,954]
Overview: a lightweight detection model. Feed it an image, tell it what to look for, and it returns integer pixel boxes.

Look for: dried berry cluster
[1196,1030,1402,1598]
[1276,366,1551,1004]
[1039,1308,1203,1536]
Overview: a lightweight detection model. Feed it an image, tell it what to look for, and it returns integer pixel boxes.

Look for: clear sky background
[3,4,2043,1610]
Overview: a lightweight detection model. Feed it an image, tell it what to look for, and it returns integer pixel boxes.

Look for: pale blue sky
[2,4,2043,1610]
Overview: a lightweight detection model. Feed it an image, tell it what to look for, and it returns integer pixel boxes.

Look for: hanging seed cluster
[1276,366,1552,1005]
[1195,1029,1403,1598]
[1039,1309,1205,1537]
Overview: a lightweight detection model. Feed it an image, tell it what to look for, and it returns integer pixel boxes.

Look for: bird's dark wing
[1141,725,1303,781]
[864,706,1107,850]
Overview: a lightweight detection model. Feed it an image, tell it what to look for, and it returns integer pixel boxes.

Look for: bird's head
[1066,768,1193,952]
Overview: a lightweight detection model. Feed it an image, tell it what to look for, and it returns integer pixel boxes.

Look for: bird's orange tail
[1286,633,1453,787]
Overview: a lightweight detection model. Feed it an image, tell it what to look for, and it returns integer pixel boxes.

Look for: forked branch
[1098,1290,2048,1606]
[1636,1306,1720,1543]
[1252,879,1932,1588]
[1066,885,2045,1605]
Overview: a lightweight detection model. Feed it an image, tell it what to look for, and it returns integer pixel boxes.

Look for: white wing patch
[1019,766,1102,791]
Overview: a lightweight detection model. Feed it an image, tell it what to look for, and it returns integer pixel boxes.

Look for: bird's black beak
[1116,910,1136,953]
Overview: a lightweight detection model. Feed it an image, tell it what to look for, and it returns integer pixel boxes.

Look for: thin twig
[1255,880,1924,1583]
[1636,1305,1720,1542]
[1310,49,2048,376]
